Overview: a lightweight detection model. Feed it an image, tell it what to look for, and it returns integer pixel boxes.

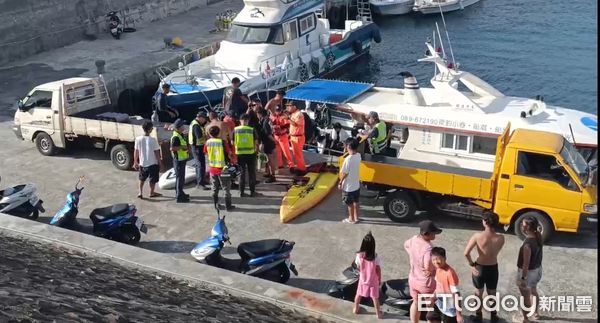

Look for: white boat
[158,160,199,190]
[413,0,481,14]
[285,36,598,174]
[371,0,414,15]
[156,0,381,121]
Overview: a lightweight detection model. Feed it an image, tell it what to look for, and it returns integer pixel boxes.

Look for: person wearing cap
[154,83,180,121]
[234,113,259,197]
[285,100,306,173]
[359,111,387,155]
[170,119,190,203]
[404,220,442,323]
[189,111,210,190]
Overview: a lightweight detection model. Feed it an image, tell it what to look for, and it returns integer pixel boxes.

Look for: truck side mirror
[17,99,25,111]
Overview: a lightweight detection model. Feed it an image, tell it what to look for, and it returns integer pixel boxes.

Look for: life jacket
[171,131,189,161]
[188,119,206,146]
[233,125,255,155]
[370,121,387,154]
[206,138,225,168]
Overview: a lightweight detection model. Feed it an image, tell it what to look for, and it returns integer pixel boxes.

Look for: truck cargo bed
[358,154,494,201]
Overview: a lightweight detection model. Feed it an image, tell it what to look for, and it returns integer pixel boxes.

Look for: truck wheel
[384,191,416,222]
[514,211,554,243]
[110,144,133,170]
[35,133,57,156]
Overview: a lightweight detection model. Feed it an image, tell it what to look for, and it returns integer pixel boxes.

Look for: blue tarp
[284,79,374,105]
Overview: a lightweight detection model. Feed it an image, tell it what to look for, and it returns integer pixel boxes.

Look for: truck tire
[514,211,554,243]
[384,191,416,222]
[110,144,133,170]
[35,132,57,156]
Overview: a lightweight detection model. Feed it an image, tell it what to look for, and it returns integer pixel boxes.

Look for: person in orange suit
[284,100,306,174]
[267,91,293,171]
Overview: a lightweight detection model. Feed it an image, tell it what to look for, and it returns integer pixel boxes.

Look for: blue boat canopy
[284,79,374,105]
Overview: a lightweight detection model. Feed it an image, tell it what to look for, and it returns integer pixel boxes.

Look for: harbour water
[340,0,597,115]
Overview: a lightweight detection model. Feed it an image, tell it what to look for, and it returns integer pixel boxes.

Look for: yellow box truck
[342,125,597,241]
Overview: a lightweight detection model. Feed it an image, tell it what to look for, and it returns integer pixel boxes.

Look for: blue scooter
[50,178,84,228]
[191,208,298,283]
[51,178,147,245]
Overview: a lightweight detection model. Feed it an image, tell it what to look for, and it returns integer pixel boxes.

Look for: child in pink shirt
[353,231,383,319]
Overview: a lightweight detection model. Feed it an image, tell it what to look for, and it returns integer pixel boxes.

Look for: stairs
[356,0,373,22]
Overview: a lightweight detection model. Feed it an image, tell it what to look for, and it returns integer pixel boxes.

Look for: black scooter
[327,261,413,310]
[106,11,123,39]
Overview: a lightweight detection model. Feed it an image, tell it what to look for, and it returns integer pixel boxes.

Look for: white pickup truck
[12,77,171,170]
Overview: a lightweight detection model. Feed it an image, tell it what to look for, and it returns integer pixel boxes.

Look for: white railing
[181,42,222,66]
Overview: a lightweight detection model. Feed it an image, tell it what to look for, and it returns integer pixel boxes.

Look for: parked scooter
[191,208,298,283]
[50,177,147,245]
[0,176,45,219]
[90,203,147,245]
[327,261,413,309]
[106,11,123,39]
[50,177,84,227]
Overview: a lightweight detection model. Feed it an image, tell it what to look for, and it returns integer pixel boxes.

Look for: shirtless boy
[464,213,505,322]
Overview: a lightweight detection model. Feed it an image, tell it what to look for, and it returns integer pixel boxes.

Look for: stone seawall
[0,0,218,66]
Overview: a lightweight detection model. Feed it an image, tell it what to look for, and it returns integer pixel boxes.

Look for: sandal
[150,193,163,197]
[342,218,355,224]
[137,194,143,199]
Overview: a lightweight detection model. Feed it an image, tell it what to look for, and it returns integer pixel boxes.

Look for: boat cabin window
[472,136,497,155]
[283,20,299,41]
[516,151,579,191]
[298,14,316,36]
[226,24,284,45]
[441,133,469,152]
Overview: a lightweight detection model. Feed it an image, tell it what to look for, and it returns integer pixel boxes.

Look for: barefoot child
[339,137,361,223]
[353,231,383,319]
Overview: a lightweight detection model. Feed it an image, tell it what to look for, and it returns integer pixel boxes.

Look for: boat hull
[415,0,480,14]
[161,23,380,121]
[371,0,414,15]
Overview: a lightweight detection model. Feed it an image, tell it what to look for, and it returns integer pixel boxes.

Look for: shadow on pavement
[137,240,198,254]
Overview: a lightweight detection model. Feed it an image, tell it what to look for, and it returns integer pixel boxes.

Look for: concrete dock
[0,0,597,321]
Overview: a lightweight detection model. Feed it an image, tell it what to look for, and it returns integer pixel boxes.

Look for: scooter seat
[237,239,288,260]
[383,279,411,299]
[89,204,130,222]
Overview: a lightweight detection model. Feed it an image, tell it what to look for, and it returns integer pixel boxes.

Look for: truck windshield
[560,140,589,186]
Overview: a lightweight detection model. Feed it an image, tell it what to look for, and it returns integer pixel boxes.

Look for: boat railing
[156,66,175,80]
[258,50,292,73]
[180,42,222,66]
[165,68,250,88]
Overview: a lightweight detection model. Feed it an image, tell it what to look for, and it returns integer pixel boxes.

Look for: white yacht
[413,0,481,14]
[156,0,381,120]
[285,37,598,173]
[370,0,414,16]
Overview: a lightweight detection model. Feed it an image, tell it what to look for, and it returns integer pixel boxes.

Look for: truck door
[508,150,582,230]
[20,90,56,135]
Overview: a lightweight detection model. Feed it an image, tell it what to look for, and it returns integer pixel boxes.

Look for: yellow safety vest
[188,119,206,146]
[206,138,225,168]
[234,125,255,155]
[371,121,387,153]
[171,131,189,161]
